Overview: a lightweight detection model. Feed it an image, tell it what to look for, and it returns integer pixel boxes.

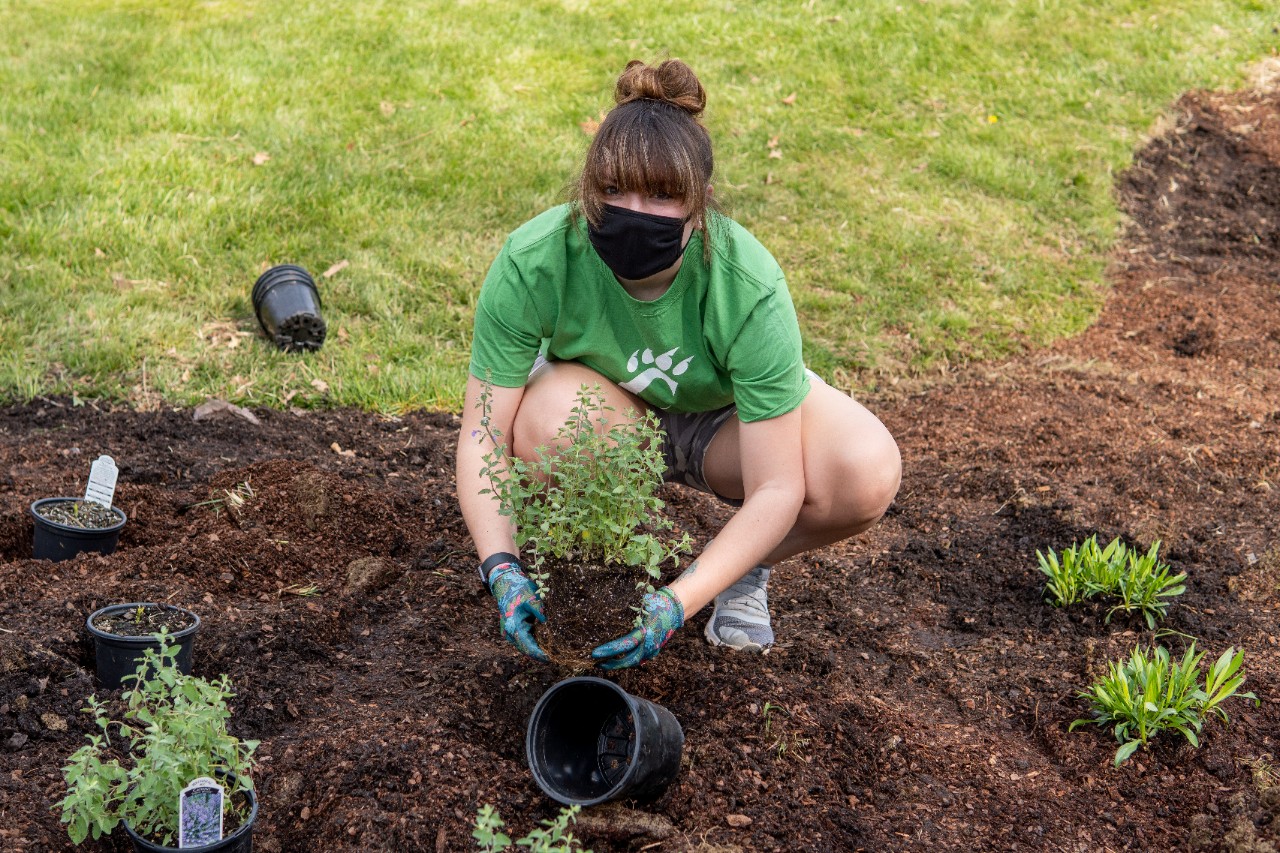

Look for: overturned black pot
[526,676,684,806]
[87,603,201,690]
[30,498,127,562]
[251,264,326,352]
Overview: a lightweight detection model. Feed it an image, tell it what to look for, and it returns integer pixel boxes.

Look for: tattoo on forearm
[677,560,700,582]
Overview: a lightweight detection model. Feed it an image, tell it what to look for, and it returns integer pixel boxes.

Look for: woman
[456,59,901,670]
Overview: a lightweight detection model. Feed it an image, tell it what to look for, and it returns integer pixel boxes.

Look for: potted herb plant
[476,382,691,664]
[30,497,127,561]
[86,603,201,690]
[57,633,259,852]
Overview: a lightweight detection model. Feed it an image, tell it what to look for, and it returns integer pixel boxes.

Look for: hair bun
[614,59,706,117]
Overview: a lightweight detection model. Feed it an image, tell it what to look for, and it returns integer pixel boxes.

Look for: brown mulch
[3,82,1280,852]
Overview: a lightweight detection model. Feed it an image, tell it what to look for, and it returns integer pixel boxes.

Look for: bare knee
[806,433,901,538]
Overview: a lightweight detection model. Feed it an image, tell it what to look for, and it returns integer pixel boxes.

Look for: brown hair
[573,60,719,255]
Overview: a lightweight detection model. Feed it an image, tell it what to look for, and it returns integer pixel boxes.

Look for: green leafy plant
[473,804,591,852]
[1069,643,1258,767]
[475,381,690,594]
[57,632,258,846]
[1037,536,1185,627]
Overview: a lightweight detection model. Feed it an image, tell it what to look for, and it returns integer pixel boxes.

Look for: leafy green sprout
[1069,643,1258,767]
[763,702,810,762]
[1037,536,1185,628]
[474,379,691,598]
[57,631,258,846]
[473,804,591,853]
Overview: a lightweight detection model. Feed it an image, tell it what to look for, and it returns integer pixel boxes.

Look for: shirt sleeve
[724,274,810,422]
[467,243,545,387]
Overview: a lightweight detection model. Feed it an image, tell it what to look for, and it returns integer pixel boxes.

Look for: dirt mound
[2,84,1279,851]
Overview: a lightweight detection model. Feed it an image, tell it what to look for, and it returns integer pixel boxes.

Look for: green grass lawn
[1,0,1274,412]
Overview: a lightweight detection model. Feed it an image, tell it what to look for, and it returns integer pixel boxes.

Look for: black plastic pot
[124,780,257,853]
[526,676,684,806]
[251,264,326,352]
[30,498,127,562]
[86,603,201,690]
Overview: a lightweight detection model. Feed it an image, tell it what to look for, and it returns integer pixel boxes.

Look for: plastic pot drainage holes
[251,264,326,352]
[526,676,685,806]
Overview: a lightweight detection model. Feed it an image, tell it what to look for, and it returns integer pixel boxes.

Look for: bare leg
[701,379,901,563]
[510,361,650,465]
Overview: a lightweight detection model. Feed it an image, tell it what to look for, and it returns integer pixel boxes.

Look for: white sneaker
[704,565,774,651]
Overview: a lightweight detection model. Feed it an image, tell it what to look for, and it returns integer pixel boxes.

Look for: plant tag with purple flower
[84,455,118,509]
[179,776,224,848]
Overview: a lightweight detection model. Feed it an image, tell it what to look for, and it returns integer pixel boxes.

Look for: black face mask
[587,204,688,281]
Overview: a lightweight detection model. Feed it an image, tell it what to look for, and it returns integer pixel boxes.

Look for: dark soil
[537,559,651,670]
[89,604,197,639]
[3,82,1280,852]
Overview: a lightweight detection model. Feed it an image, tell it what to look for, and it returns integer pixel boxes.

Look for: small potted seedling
[30,455,127,561]
[86,603,201,691]
[475,381,691,664]
[57,632,259,852]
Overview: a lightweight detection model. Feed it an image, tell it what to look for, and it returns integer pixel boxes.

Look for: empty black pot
[30,498,127,562]
[251,264,326,352]
[87,603,201,690]
[526,676,684,806]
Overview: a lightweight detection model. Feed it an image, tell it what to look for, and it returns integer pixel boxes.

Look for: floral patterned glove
[484,556,549,662]
[590,587,684,671]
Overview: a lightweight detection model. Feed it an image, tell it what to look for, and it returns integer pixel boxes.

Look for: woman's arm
[666,406,805,616]
[455,373,527,561]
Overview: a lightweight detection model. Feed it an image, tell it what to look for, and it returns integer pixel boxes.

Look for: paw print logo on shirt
[620,347,694,397]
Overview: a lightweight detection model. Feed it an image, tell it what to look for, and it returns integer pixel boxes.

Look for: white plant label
[84,455,118,509]
[179,776,225,847]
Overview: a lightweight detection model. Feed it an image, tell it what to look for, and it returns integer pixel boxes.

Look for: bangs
[579,100,711,224]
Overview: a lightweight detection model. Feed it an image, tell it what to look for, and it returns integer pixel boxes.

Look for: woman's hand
[591,587,684,670]
[487,560,550,662]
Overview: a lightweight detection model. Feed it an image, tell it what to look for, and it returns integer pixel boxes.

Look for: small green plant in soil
[35,499,119,530]
[1069,643,1258,767]
[1037,536,1185,628]
[57,632,258,845]
[91,603,196,638]
[473,804,591,853]
[474,381,691,593]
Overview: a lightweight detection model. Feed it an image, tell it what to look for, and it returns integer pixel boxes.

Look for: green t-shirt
[468,205,809,422]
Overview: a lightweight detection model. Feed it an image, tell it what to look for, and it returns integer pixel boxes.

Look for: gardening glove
[591,587,684,671]
[482,554,549,663]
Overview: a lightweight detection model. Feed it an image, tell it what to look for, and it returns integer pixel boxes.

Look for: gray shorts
[529,356,818,506]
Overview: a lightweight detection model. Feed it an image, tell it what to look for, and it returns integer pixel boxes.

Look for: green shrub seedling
[1070,643,1257,767]
[474,380,691,599]
[473,804,591,853]
[57,631,258,846]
